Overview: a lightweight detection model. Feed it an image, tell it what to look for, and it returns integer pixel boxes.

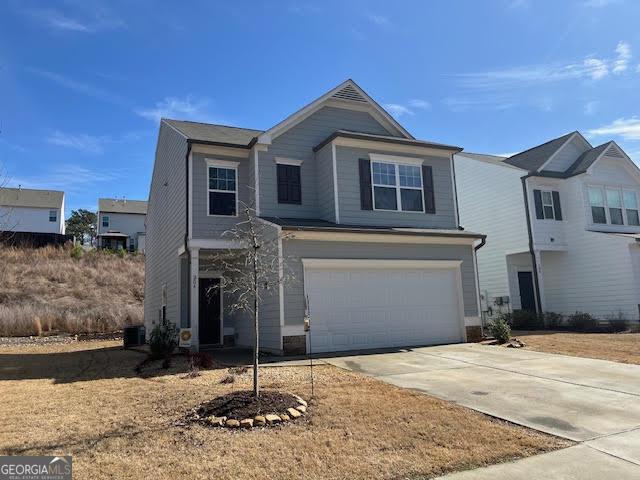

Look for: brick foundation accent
[283,335,306,355]
[465,326,483,342]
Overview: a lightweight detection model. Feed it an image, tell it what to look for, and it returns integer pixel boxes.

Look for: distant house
[455,132,640,325]
[0,187,65,234]
[97,198,147,252]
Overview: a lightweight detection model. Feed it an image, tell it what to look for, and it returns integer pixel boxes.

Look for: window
[208,162,237,216]
[49,210,57,222]
[371,161,424,212]
[606,188,624,225]
[541,191,555,219]
[102,215,110,228]
[588,187,606,224]
[624,190,640,226]
[277,164,301,204]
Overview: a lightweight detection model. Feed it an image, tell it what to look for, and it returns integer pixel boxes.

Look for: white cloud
[27,67,124,104]
[613,41,631,74]
[408,99,432,110]
[23,7,124,33]
[384,104,414,118]
[135,96,216,123]
[583,58,609,80]
[584,101,599,115]
[47,131,108,154]
[366,13,391,28]
[9,165,122,193]
[588,118,640,141]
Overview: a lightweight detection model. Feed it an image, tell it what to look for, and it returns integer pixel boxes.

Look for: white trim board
[369,153,425,166]
[275,157,304,166]
[301,258,462,269]
[288,230,479,245]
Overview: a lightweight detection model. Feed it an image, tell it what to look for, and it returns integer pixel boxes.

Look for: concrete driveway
[325,343,640,478]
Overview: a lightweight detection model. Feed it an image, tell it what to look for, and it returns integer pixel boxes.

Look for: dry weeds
[515,330,640,365]
[0,246,144,336]
[0,340,569,480]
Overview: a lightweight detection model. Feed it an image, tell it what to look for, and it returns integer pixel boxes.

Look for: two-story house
[455,132,640,325]
[0,187,65,234]
[145,80,485,354]
[97,198,147,252]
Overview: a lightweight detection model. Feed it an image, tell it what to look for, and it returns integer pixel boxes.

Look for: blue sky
[1,0,639,217]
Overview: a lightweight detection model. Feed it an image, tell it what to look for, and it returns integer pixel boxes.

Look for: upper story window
[276,158,302,205]
[371,161,424,212]
[533,189,562,221]
[588,185,640,226]
[207,159,238,216]
[102,215,110,228]
[49,210,57,222]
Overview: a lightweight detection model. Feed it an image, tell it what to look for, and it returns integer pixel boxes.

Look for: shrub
[567,312,598,332]
[487,315,511,344]
[149,319,179,359]
[510,309,545,330]
[605,312,629,333]
[116,248,127,258]
[70,244,83,260]
[190,352,214,369]
[542,311,564,329]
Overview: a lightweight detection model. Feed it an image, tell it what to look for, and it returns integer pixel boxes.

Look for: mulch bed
[195,390,300,420]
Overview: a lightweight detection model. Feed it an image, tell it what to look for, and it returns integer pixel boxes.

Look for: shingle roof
[313,130,462,152]
[565,142,611,176]
[98,198,147,215]
[163,119,262,147]
[503,131,577,172]
[261,217,485,239]
[0,188,64,209]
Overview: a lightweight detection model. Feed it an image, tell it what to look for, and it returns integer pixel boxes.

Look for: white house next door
[303,259,465,353]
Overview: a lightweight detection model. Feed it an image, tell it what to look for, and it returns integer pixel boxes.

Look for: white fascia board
[190,144,250,158]
[369,153,425,166]
[275,157,304,166]
[205,158,240,168]
[288,230,478,245]
[333,137,452,158]
[301,258,462,270]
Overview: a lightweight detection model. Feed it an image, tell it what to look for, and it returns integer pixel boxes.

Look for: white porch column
[190,247,200,351]
[534,249,546,312]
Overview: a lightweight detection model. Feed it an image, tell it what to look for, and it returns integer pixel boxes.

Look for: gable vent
[605,144,624,158]
[332,84,368,103]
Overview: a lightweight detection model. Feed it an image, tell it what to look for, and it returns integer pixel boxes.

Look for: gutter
[520,174,543,314]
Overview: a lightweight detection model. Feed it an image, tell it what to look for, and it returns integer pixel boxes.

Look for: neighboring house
[97,198,147,252]
[455,132,640,325]
[0,187,65,234]
[145,79,485,354]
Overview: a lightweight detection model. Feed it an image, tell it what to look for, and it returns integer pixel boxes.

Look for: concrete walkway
[323,343,640,478]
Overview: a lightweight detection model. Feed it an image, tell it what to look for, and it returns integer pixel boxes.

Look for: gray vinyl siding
[98,212,146,248]
[258,106,395,218]
[282,239,479,327]
[191,153,251,238]
[144,123,188,333]
[316,144,336,222]
[336,147,458,228]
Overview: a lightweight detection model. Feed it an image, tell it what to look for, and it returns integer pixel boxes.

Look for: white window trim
[102,215,110,228]
[587,184,640,226]
[370,160,425,214]
[274,157,304,166]
[206,158,239,217]
[49,209,57,222]
[369,153,424,166]
[540,190,556,220]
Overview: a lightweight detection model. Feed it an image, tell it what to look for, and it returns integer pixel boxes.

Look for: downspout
[473,236,486,329]
[520,174,543,314]
[184,142,192,327]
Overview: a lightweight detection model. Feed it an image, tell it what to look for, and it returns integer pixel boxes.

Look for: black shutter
[359,158,373,210]
[552,191,562,221]
[277,164,301,205]
[533,189,544,219]
[422,165,435,214]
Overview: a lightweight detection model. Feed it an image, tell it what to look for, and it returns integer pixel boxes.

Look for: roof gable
[162,119,262,147]
[257,79,413,144]
[503,131,578,172]
[0,188,64,209]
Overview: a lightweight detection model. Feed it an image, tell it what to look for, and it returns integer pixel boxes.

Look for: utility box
[123,325,146,348]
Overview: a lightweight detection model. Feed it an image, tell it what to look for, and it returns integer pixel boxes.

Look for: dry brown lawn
[0,246,144,336]
[0,340,569,480]
[515,331,640,365]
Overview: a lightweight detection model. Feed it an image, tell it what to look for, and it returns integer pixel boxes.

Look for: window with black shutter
[277,164,302,204]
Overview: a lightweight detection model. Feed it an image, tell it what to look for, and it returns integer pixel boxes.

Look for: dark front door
[199,277,221,345]
[517,271,536,312]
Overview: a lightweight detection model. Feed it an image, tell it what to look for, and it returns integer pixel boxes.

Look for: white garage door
[304,259,465,353]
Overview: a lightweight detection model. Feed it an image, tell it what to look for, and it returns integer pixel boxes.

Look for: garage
[303,259,466,353]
